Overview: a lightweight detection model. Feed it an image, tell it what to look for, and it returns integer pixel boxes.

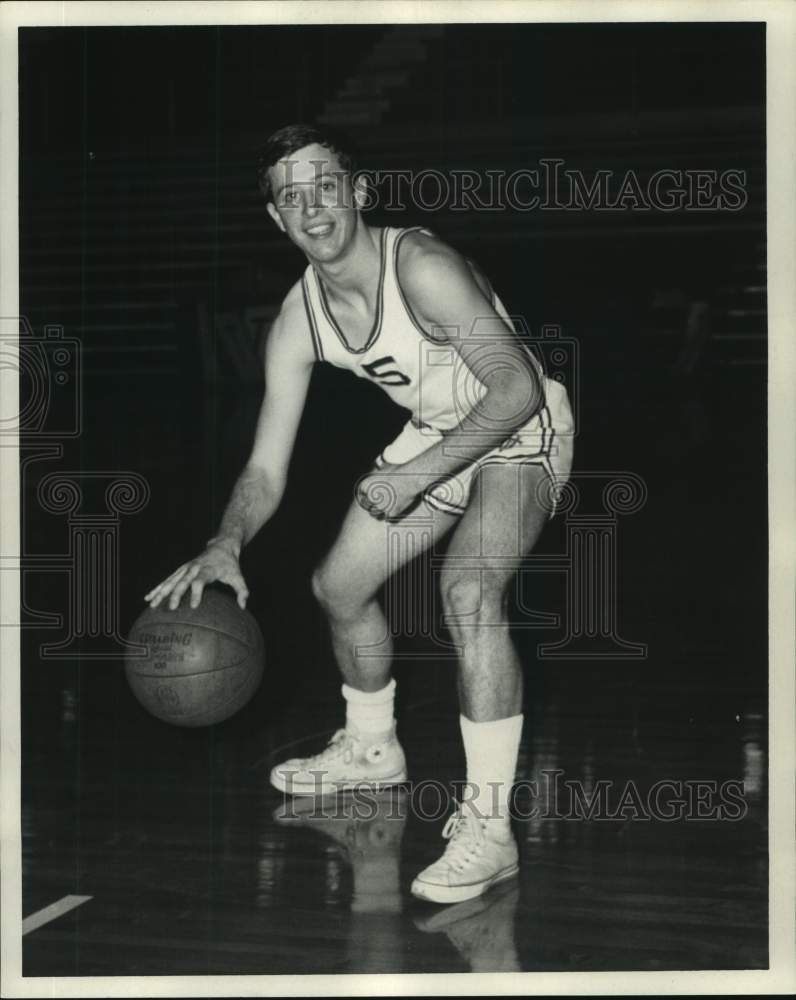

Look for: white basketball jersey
[300,226,543,433]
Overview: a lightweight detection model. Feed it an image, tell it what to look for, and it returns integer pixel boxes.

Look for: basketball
[125,589,264,727]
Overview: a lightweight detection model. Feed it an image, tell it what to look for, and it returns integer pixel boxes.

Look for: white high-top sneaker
[269,724,407,795]
[410,806,519,904]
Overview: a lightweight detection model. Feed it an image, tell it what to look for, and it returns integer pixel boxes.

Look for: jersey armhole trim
[394,228,502,343]
[392,227,449,345]
[301,275,325,362]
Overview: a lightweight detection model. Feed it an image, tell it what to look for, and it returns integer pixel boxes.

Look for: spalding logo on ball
[125,590,264,726]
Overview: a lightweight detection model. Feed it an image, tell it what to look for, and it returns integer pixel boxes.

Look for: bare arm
[208,468,283,559]
[145,286,315,607]
[210,295,315,556]
[355,237,542,521]
[395,237,542,479]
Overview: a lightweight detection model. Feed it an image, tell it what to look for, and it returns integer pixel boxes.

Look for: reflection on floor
[20,372,768,976]
[21,665,766,975]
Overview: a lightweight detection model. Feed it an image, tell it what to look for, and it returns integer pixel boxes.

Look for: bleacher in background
[19,23,765,382]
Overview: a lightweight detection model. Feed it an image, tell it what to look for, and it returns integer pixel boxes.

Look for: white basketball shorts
[374,377,575,518]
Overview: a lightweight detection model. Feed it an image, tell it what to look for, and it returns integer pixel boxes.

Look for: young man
[145,124,574,904]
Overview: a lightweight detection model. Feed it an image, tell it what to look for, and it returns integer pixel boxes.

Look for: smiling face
[266,142,365,264]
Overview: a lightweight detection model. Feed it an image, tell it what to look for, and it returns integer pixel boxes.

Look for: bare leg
[410,462,555,904]
[312,499,459,691]
[441,462,551,721]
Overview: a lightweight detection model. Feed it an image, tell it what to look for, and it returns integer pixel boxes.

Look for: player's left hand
[355,463,429,522]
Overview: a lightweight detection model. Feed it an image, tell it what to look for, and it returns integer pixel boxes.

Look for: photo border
[1,2,793,996]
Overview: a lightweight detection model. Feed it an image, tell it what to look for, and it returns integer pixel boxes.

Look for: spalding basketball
[125,590,264,727]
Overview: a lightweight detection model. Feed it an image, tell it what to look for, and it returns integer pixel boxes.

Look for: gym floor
[18,355,768,977]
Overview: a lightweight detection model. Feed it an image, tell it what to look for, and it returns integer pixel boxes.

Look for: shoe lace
[306,728,356,766]
[440,805,487,874]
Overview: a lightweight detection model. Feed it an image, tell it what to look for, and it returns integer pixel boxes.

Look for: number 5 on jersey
[361,355,412,387]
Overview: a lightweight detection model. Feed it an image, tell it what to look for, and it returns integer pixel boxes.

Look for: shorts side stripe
[423,491,467,516]
[537,400,553,459]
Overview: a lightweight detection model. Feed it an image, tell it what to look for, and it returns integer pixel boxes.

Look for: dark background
[19,20,766,687]
[18,22,768,974]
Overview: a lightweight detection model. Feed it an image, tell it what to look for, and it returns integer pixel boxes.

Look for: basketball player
[145,124,574,904]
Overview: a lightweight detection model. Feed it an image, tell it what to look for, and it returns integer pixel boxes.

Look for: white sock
[459,713,523,826]
[342,679,396,740]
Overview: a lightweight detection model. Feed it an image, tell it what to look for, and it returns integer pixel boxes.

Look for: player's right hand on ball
[144,541,249,611]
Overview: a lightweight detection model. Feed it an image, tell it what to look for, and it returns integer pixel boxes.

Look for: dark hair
[256,123,358,199]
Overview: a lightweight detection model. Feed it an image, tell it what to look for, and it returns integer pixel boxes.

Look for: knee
[311,562,366,622]
[311,563,337,611]
[441,571,508,625]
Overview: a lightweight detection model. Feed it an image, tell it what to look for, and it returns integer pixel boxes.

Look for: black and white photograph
[1,1,794,995]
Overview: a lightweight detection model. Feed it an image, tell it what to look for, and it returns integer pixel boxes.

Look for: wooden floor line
[22,895,93,935]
